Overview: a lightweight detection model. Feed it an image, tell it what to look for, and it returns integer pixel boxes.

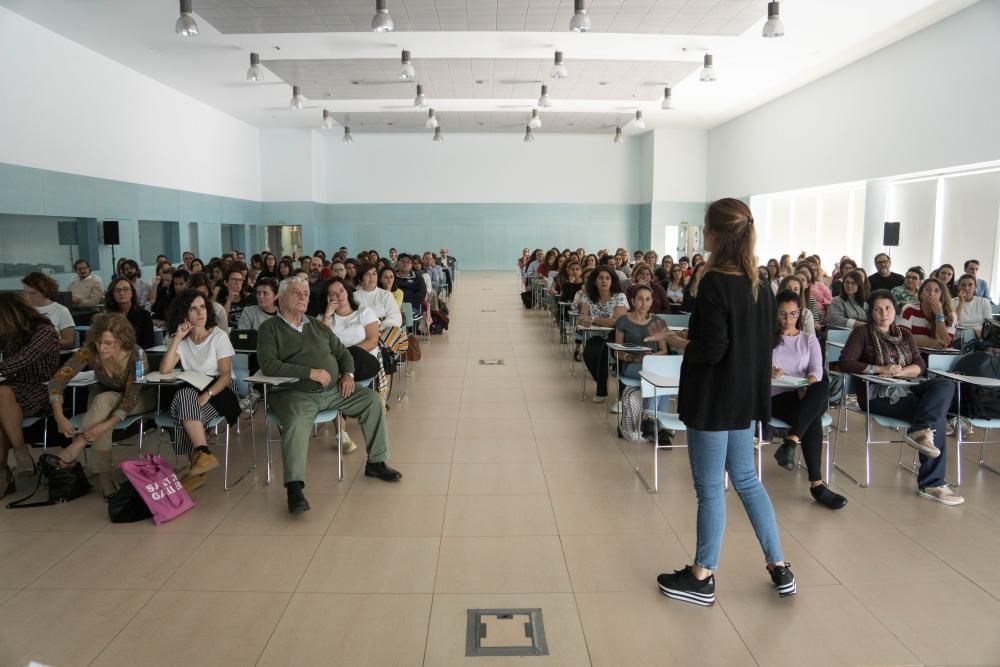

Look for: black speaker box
[883,221,900,247]
[103,220,120,245]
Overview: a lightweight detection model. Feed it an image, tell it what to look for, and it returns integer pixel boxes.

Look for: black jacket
[868,272,904,293]
[678,271,775,431]
[126,306,155,349]
[396,271,427,309]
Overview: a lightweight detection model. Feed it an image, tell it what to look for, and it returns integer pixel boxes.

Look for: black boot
[773,439,797,471]
[365,461,402,482]
[285,481,310,514]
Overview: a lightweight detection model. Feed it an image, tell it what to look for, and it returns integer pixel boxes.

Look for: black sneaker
[657,565,716,606]
[810,484,848,510]
[773,440,796,470]
[286,483,310,515]
[364,461,402,482]
[768,562,797,597]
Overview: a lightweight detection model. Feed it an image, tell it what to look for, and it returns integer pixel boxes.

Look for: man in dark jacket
[395,253,427,314]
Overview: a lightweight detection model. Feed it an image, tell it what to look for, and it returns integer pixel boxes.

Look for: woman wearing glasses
[770,290,847,509]
[105,277,155,349]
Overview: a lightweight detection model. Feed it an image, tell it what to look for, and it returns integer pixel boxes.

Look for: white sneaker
[591,395,607,404]
[609,401,621,414]
[918,484,965,506]
[904,428,941,458]
[340,432,358,454]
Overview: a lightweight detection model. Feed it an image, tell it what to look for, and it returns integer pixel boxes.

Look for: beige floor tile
[849,581,1000,665]
[395,386,465,403]
[461,375,525,390]
[348,463,451,495]
[895,510,1000,581]
[248,460,359,495]
[790,523,965,585]
[0,589,16,605]
[0,530,94,588]
[563,533,691,592]
[442,494,557,536]
[297,536,439,593]
[675,529,839,588]
[458,401,530,420]
[979,580,1000,601]
[410,374,470,389]
[762,480,888,531]
[91,590,288,666]
[846,484,985,527]
[451,436,539,463]
[32,532,205,590]
[327,494,446,536]
[212,492,342,535]
[449,462,549,494]
[576,590,756,666]
[435,536,571,593]
[0,493,112,532]
[720,585,920,667]
[390,400,463,421]
[163,534,320,592]
[536,436,628,462]
[531,418,613,439]
[424,593,590,666]
[542,459,647,494]
[389,437,456,463]
[392,415,459,438]
[549,493,671,535]
[456,417,534,439]
[0,588,154,667]
[461,387,526,403]
[257,593,432,667]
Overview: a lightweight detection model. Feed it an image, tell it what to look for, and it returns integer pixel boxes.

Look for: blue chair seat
[22,416,44,428]
[968,417,1000,430]
[619,377,641,388]
[652,411,686,431]
[871,414,913,430]
[769,414,833,430]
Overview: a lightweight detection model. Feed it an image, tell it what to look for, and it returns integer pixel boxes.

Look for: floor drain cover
[466,608,548,657]
[479,359,505,365]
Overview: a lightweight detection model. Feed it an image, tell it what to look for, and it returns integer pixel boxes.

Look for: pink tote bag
[119,455,195,525]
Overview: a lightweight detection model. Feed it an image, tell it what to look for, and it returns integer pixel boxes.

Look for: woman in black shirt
[104,277,155,349]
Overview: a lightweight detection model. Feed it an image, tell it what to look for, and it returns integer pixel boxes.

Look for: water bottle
[135,359,145,382]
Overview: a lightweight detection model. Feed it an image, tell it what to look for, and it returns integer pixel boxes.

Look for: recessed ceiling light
[150,47,161,53]
[326,91,334,97]
[273,46,281,50]
[387,122,393,126]
[475,79,487,84]
[351,80,361,85]
[598,81,609,86]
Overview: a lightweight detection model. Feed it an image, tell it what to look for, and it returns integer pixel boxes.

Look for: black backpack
[954,351,1000,420]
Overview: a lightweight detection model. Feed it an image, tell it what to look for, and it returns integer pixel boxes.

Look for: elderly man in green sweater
[258,276,402,514]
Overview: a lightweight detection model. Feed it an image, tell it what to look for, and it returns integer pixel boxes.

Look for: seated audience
[898,277,955,349]
[396,253,428,314]
[964,259,991,301]
[258,252,278,280]
[149,263,176,323]
[827,269,868,329]
[105,277,155,349]
[379,266,404,306]
[840,290,962,505]
[68,259,105,308]
[932,263,959,298]
[778,254,794,277]
[778,275,816,336]
[160,289,239,491]
[613,284,668,384]
[0,294,61,489]
[953,273,993,338]
[277,259,294,281]
[182,251,195,272]
[801,264,832,325]
[344,258,359,283]
[663,264,686,309]
[891,266,923,307]
[830,257,857,298]
[626,263,669,313]
[559,260,584,304]
[21,271,74,349]
[120,259,151,308]
[190,258,205,275]
[186,273,230,334]
[579,267,629,403]
[869,253,904,292]
[765,259,781,293]
[217,267,254,330]
[770,290,846,509]
[257,276,401,514]
[354,262,403,329]
[794,266,824,330]
[49,313,156,499]
[237,278,279,330]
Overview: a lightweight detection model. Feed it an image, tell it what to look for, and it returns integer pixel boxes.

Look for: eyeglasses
[113,287,132,294]
[777,310,801,319]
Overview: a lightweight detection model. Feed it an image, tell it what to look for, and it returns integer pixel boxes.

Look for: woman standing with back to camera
[647,198,796,606]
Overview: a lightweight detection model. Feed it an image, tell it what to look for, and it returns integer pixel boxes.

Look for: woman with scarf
[840,289,963,506]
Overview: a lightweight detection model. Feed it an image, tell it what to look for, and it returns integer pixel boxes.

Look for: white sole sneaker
[918,487,965,506]
[904,433,941,458]
[609,401,620,414]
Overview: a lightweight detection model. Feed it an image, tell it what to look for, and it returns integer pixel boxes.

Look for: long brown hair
[702,198,760,300]
[83,313,137,355]
[0,292,53,349]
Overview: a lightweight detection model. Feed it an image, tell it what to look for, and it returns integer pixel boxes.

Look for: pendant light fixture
[551,51,568,79]
[343,126,353,143]
[371,0,394,32]
[432,127,444,143]
[289,84,305,109]
[175,0,199,36]
[762,2,784,37]
[413,84,426,107]
[528,109,542,129]
[425,108,439,129]
[613,126,623,144]
[538,84,552,108]
[661,86,674,110]
[633,110,646,130]
[700,53,716,82]
[321,110,334,129]
[569,0,591,32]
[399,50,415,80]
[524,126,535,143]
[246,52,264,81]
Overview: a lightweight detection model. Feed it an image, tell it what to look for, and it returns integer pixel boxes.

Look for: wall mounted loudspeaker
[883,221,900,247]
[103,220,120,245]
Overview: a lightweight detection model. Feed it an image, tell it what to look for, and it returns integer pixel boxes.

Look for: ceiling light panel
[195,0,761,35]
[329,111,628,133]
[263,58,698,102]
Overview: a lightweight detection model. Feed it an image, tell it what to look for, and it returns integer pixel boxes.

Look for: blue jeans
[687,425,785,571]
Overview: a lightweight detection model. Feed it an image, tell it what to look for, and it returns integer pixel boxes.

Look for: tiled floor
[3,270,1000,666]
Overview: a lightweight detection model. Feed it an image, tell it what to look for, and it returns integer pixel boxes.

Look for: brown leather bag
[406,336,422,362]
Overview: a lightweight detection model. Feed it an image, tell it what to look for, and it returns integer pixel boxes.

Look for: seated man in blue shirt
[964,259,992,302]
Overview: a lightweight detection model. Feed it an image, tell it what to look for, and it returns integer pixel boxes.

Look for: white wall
[0,6,261,202]
[315,132,645,205]
[706,0,1000,200]
[651,128,708,203]
[260,129,316,202]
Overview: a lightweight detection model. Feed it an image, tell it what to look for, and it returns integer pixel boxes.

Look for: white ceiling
[0,0,979,133]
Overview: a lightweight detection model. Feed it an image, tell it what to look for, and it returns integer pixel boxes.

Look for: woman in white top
[21,272,75,349]
[953,273,994,339]
[353,262,402,329]
[321,277,384,451]
[160,289,239,486]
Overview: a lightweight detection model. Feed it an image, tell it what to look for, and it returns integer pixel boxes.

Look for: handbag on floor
[119,455,195,525]
[6,452,91,509]
[107,480,154,523]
